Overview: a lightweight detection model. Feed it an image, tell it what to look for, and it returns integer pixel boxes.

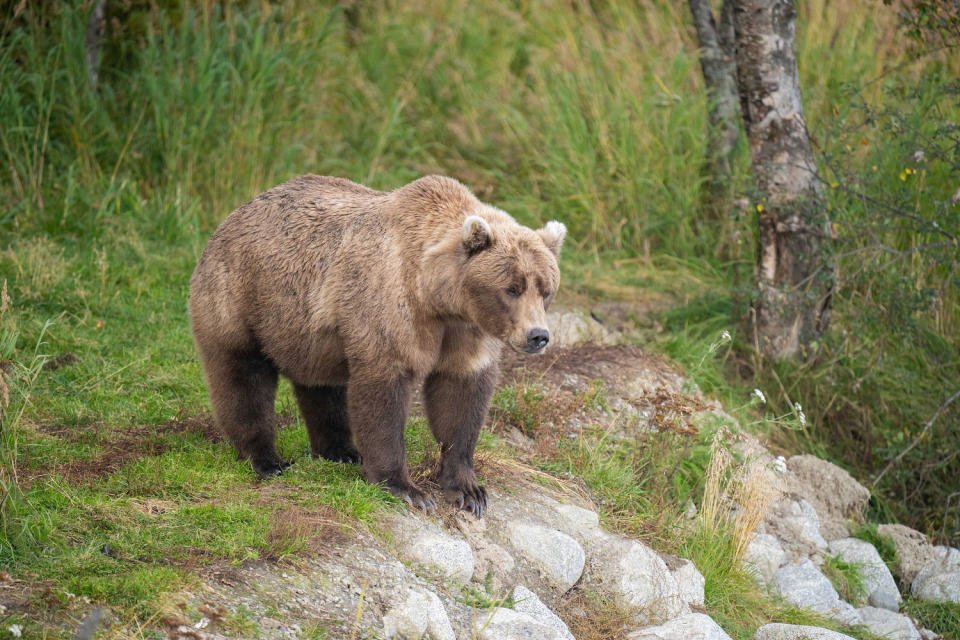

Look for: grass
[822,554,870,607]
[1,0,958,637]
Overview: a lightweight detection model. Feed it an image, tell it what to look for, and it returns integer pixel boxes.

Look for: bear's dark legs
[348,374,435,511]
[202,348,286,478]
[423,365,498,517]
[292,384,360,463]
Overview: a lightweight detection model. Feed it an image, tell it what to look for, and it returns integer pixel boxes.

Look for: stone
[877,524,939,586]
[472,541,516,590]
[554,503,600,531]
[764,498,828,559]
[912,545,960,603]
[669,558,705,607]
[546,309,619,347]
[626,612,732,640]
[478,607,569,640]
[510,585,575,640]
[743,533,786,585]
[827,538,901,611]
[785,455,870,540]
[753,623,857,640]
[403,531,474,583]
[382,586,456,640]
[856,606,921,640]
[585,538,688,623]
[770,559,862,626]
[508,522,585,592]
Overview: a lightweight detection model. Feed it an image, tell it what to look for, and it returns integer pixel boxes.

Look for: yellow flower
[756,204,765,213]
[830,182,839,188]
[899,171,907,181]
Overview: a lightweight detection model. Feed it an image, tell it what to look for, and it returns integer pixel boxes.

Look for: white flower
[753,388,766,404]
[9,625,22,638]
[953,186,960,205]
[795,402,806,427]
[794,402,802,412]
[195,618,210,630]
[913,149,925,163]
[721,330,732,341]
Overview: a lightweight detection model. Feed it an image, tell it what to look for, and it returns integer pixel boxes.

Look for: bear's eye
[506,285,522,298]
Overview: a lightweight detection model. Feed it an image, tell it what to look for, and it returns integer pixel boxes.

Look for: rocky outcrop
[770,559,862,626]
[827,537,901,611]
[878,524,941,586]
[753,623,857,640]
[912,546,960,604]
[627,613,733,640]
[856,606,921,640]
[784,455,870,541]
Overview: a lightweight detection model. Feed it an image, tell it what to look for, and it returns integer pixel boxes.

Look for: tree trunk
[733,0,833,359]
[688,0,740,209]
[85,0,106,88]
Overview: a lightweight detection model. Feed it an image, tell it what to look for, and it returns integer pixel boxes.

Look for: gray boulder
[510,585,575,640]
[856,606,921,640]
[478,607,570,640]
[626,612,732,640]
[770,559,862,626]
[753,623,857,640]
[764,498,828,559]
[584,537,688,623]
[827,537,901,611]
[877,524,939,586]
[743,533,786,585]
[382,586,456,640]
[508,522,585,593]
[912,545,960,603]
[402,530,474,583]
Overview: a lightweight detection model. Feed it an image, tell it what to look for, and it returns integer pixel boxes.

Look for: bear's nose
[525,328,550,353]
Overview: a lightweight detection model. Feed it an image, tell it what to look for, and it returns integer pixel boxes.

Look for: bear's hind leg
[292,384,360,463]
[347,374,435,511]
[423,365,497,517]
[202,348,286,478]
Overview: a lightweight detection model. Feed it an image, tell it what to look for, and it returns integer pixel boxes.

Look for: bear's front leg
[423,365,498,517]
[347,373,436,512]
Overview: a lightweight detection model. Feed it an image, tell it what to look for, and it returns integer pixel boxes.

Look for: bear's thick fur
[189,175,565,515]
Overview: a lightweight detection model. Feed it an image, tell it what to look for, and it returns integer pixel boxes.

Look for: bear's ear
[462,215,493,256]
[537,221,567,257]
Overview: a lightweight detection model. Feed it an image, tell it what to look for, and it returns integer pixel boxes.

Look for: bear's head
[454,215,566,354]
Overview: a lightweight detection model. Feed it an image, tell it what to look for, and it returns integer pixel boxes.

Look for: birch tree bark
[733,0,834,359]
[687,0,740,208]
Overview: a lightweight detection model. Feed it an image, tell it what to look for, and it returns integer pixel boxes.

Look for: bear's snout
[524,328,550,353]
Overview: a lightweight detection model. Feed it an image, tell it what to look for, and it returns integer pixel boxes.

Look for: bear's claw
[445,484,488,518]
[384,480,436,512]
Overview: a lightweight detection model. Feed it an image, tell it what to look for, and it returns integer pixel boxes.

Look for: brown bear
[188,175,565,516]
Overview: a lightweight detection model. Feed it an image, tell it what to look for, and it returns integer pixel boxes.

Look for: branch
[873,388,960,486]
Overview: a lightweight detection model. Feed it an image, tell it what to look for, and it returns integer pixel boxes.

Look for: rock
[764,498,828,559]
[547,309,619,347]
[382,586,456,640]
[403,530,474,583]
[912,546,960,603]
[626,612,732,640]
[877,524,939,586]
[478,607,570,640]
[770,559,862,626]
[666,557,705,607]
[784,455,870,540]
[827,538,901,611]
[743,533,786,585]
[508,522,585,592]
[753,623,857,640]
[856,606,921,640]
[554,503,600,532]
[472,541,517,590]
[510,585,574,640]
[918,629,938,640]
[585,538,688,623]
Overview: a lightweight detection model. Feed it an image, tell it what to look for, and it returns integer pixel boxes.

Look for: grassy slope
[1,0,957,638]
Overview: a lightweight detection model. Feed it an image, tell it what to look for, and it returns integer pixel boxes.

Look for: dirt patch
[42,352,79,371]
[500,344,673,389]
